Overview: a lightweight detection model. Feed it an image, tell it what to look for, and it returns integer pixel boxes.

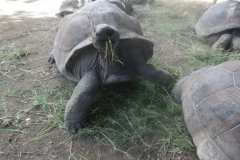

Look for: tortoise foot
[137,63,176,86]
[212,34,232,49]
[64,119,87,133]
[47,54,55,64]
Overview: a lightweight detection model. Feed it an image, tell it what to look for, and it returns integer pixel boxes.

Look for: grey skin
[195,1,240,50]
[48,1,175,133]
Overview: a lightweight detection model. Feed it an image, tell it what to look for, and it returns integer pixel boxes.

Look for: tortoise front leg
[64,70,99,133]
[136,63,175,86]
[47,54,55,64]
[232,30,240,50]
[212,33,232,49]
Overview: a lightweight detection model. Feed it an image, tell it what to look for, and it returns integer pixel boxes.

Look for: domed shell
[195,1,240,38]
[51,0,153,81]
[180,60,240,159]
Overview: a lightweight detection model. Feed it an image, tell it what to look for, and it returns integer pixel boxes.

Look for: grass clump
[6,45,36,61]
[149,10,184,19]
[141,0,203,39]
[183,44,240,69]
[73,77,194,153]
[2,88,31,100]
[155,24,185,38]
[0,44,36,62]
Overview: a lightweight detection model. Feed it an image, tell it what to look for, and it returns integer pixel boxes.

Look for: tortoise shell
[51,0,153,82]
[171,60,240,159]
[195,1,240,40]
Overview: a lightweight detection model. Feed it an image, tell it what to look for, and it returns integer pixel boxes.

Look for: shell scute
[57,14,92,52]
[197,87,240,139]
[191,68,234,105]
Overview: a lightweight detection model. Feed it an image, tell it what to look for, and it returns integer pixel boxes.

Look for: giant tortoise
[195,1,240,50]
[171,60,240,160]
[48,0,175,133]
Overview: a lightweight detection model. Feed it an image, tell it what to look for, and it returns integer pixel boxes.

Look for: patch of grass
[3,88,31,99]
[6,45,36,61]
[182,44,240,69]
[69,77,194,153]
[1,129,29,133]
[25,123,56,144]
[29,82,75,125]
[69,141,89,160]
[32,92,49,108]
[141,0,204,40]
[143,23,185,38]
[149,10,184,19]
[155,24,185,37]
[0,44,37,84]
[151,0,204,20]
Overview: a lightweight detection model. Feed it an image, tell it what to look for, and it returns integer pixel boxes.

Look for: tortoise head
[92,24,120,59]
[171,76,188,104]
[92,24,122,72]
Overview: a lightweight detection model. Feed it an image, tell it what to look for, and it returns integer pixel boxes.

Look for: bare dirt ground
[0,0,214,159]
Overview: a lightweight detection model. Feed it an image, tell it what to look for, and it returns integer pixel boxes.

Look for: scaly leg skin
[136,63,175,86]
[212,34,232,49]
[232,36,240,50]
[103,74,133,85]
[64,70,99,133]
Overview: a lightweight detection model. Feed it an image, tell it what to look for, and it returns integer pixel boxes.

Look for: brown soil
[0,0,202,159]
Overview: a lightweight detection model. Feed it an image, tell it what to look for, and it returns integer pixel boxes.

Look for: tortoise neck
[98,48,123,73]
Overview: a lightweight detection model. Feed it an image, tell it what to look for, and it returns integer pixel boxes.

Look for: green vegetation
[143,0,240,70]
[7,46,36,61]
[1,0,240,159]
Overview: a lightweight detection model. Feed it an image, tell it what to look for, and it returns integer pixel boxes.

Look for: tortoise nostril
[107,29,115,37]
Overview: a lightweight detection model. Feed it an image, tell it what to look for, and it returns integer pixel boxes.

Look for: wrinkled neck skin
[97,43,122,73]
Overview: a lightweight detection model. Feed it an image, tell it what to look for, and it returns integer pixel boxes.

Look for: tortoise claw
[64,119,86,134]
